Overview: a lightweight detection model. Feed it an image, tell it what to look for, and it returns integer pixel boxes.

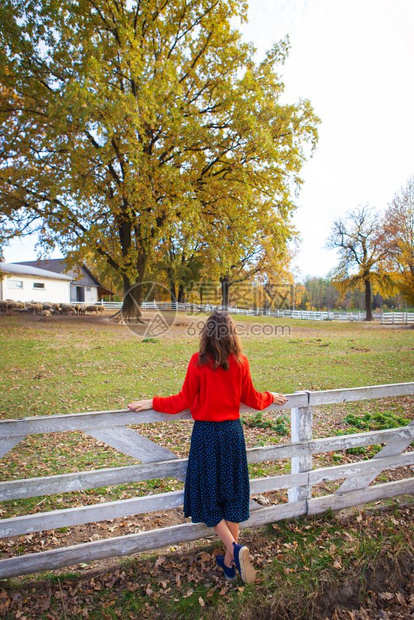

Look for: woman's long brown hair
[197,311,244,370]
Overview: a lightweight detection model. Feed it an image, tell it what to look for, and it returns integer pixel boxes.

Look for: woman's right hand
[271,392,288,405]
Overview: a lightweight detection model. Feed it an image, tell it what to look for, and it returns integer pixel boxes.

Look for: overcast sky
[3,0,414,281]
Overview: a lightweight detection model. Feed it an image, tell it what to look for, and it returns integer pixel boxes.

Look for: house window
[86,287,91,292]
[8,280,23,289]
[33,282,45,289]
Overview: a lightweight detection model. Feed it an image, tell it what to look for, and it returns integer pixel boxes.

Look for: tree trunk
[119,275,145,322]
[112,252,148,322]
[220,276,230,309]
[177,283,185,303]
[364,278,373,321]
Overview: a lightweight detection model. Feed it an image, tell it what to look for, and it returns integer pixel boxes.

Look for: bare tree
[326,205,392,320]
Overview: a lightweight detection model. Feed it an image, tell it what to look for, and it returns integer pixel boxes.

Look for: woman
[128,310,288,584]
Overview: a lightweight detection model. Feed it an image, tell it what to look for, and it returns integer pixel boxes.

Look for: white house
[0,263,72,303]
[13,259,113,303]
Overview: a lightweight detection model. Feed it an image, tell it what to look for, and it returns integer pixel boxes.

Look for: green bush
[339,410,410,455]
[343,411,410,431]
[244,412,290,435]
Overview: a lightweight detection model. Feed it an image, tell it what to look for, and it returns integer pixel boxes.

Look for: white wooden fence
[102,301,378,321]
[102,301,414,322]
[0,382,413,579]
[381,312,414,325]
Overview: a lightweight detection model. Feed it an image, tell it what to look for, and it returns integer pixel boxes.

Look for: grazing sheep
[41,309,52,317]
[96,305,105,314]
[60,303,76,315]
[85,305,98,314]
[4,301,24,311]
[26,302,42,314]
[0,300,26,312]
[26,301,42,314]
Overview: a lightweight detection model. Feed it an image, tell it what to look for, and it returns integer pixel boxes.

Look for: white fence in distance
[101,301,394,322]
[0,382,413,578]
[101,301,414,323]
[381,312,414,325]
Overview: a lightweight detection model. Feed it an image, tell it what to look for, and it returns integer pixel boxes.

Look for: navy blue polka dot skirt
[183,419,250,528]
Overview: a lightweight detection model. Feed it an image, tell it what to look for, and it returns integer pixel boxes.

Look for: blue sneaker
[232,542,256,584]
[215,555,236,580]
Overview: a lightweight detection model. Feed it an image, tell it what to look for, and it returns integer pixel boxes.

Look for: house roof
[0,263,72,280]
[13,259,114,295]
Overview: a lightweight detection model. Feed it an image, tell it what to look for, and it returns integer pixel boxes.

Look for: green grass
[1,315,413,419]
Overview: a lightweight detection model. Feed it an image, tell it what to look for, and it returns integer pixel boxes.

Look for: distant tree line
[293,276,412,313]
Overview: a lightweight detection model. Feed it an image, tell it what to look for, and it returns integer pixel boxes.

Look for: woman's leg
[223,520,239,566]
[213,519,236,567]
[225,520,239,544]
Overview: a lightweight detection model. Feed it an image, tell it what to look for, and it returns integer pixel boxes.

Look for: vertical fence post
[288,393,313,503]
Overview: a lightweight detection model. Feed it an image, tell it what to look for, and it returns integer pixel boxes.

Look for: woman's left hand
[127,399,153,412]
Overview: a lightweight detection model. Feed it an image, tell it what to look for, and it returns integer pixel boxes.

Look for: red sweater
[152,352,274,421]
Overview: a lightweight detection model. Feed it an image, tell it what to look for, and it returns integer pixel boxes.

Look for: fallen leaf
[396,592,405,604]
[155,556,166,567]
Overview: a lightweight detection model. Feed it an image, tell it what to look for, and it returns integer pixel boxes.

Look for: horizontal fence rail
[0,382,413,578]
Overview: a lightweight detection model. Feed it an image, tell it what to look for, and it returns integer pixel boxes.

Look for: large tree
[327,205,392,320]
[0,0,319,320]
